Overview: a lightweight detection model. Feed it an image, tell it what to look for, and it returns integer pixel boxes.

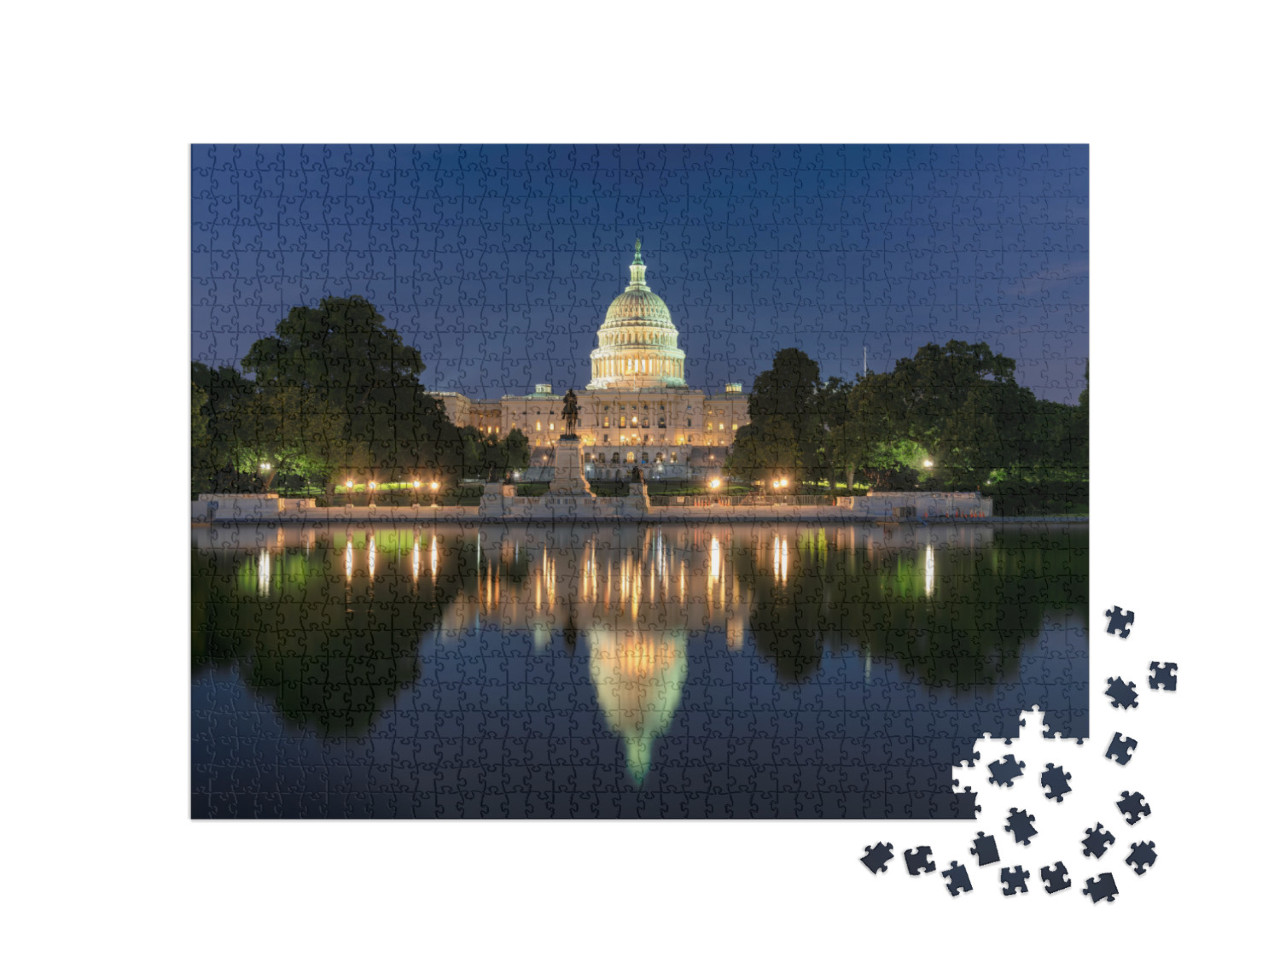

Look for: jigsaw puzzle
[191,145,1089,821]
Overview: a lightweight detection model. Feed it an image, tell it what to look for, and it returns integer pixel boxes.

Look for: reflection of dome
[586,241,687,390]
[588,627,688,784]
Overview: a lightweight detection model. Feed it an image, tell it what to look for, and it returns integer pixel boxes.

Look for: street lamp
[429,480,440,507]
[259,462,272,492]
[412,478,421,506]
[709,477,722,490]
[368,480,377,508]
[923,459,934,469]
[345,478,354,507]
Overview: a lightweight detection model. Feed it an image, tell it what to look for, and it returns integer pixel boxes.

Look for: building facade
[430,243,750,481]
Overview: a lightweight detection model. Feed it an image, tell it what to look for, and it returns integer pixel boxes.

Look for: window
[686,419,692,427]
[604,434,610,444]
[719,423,724,431]
[604,417,610,427]
[641,451,649,463]
[658,417,666,428]
[732,423,738,431]
[611,452,620,464]
[641,418,649,428]
[626,451,635,463]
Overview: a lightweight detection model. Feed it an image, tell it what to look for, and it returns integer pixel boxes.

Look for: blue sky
[192,144,1087,402]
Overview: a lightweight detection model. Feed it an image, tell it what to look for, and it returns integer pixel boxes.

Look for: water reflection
[192,521,1086,811]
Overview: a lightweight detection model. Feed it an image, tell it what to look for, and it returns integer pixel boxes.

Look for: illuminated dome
[586,241,687,390]
[588,627,688,785]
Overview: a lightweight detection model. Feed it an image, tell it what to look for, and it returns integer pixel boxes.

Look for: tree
[241,296,462,483]
[191,362,257,492]
[731,349,821,483]
[233,385,362,490]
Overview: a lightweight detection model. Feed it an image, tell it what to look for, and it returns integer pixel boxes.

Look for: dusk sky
[192,144,1087,403]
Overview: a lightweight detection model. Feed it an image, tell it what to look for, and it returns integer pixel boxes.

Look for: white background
[2,2,1275,959]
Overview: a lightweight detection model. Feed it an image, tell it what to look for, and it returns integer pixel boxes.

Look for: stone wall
[192,493,315,521]
[835,492,993,518]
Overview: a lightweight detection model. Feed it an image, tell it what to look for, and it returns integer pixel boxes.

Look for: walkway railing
[649,494,836,508]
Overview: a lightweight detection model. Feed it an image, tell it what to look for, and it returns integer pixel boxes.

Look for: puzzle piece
[971,831,1001,866]
[988,753,1026,787]
[1149,662,1178,691]
[1082,823,1116,858]
[942,861,973,897]
[1004,808,1038,846]
[861,842,894,874]
[1041,763,1073,802]
[1105,606,1135,638]
[904,847,936,876]
[1126,841,1157,875]
[1104,677,1138,709]
[1001,865,1030,895]
[1041,861,1072,894]
[1083,873,1119,903]
[1106,732,1138,765]
[1117,791,1152,825]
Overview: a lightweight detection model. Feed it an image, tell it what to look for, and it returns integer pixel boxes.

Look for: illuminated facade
[430,243,750,480]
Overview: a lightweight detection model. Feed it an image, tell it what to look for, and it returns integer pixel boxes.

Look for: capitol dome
[586,241,687,390]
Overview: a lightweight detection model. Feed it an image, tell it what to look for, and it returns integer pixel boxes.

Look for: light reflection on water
[192,521,1087,818]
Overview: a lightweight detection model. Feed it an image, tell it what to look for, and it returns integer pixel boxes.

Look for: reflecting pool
[192,521,1087,818]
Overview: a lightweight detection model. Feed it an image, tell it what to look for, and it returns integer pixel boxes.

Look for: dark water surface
[191,521,1087,818]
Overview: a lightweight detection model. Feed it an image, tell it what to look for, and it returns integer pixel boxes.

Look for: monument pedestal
[548,435,593,496]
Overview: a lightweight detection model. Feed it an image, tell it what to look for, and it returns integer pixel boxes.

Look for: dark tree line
[725,342,1087,498]
[192,296,529,493]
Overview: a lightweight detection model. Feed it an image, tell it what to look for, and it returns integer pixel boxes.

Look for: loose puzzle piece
[1041,861,1072,894]
[1106,732,1138,765]
[1117,791,1152,825]
[1004,808,1038,846]
[1082,823,1116,858]
[1105,606,1135,638]
[988,753,1026,787]
[971,831,1001,866]
[1001,865,1030,896]
[861,842,894,874]
[942,861,972,897]
[1126,841,1158,875]
[1041,763,1073,802]
[1149,662,1178,691]
[1104,677,1138,709]
[904,847,936,876]
[1083,873,1119,903]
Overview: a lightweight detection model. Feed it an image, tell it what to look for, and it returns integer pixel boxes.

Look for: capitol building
[431,243,751,481]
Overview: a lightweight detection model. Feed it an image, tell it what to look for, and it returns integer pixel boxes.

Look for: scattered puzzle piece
[988,753,1026,787]
[1149,662,1178,691]
[1117,791,1152,825]
[1001,865,1030,895]
[1106,732,1138,765]
[1083,873,1119,903]
[861,842,894,874]
[1041,861,1072,894]
[942,861,973,897]
[1105,677,1138,709]
[1126,841,1157,875]
[1004,808,1038,846]
[904,847,936,876]
[1082,823,1116,858]
[1041,763,1073,802]
[1105,606,1135,638]
[971,831,1001,866]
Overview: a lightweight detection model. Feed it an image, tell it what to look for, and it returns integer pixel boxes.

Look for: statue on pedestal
[561,389,580,436]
